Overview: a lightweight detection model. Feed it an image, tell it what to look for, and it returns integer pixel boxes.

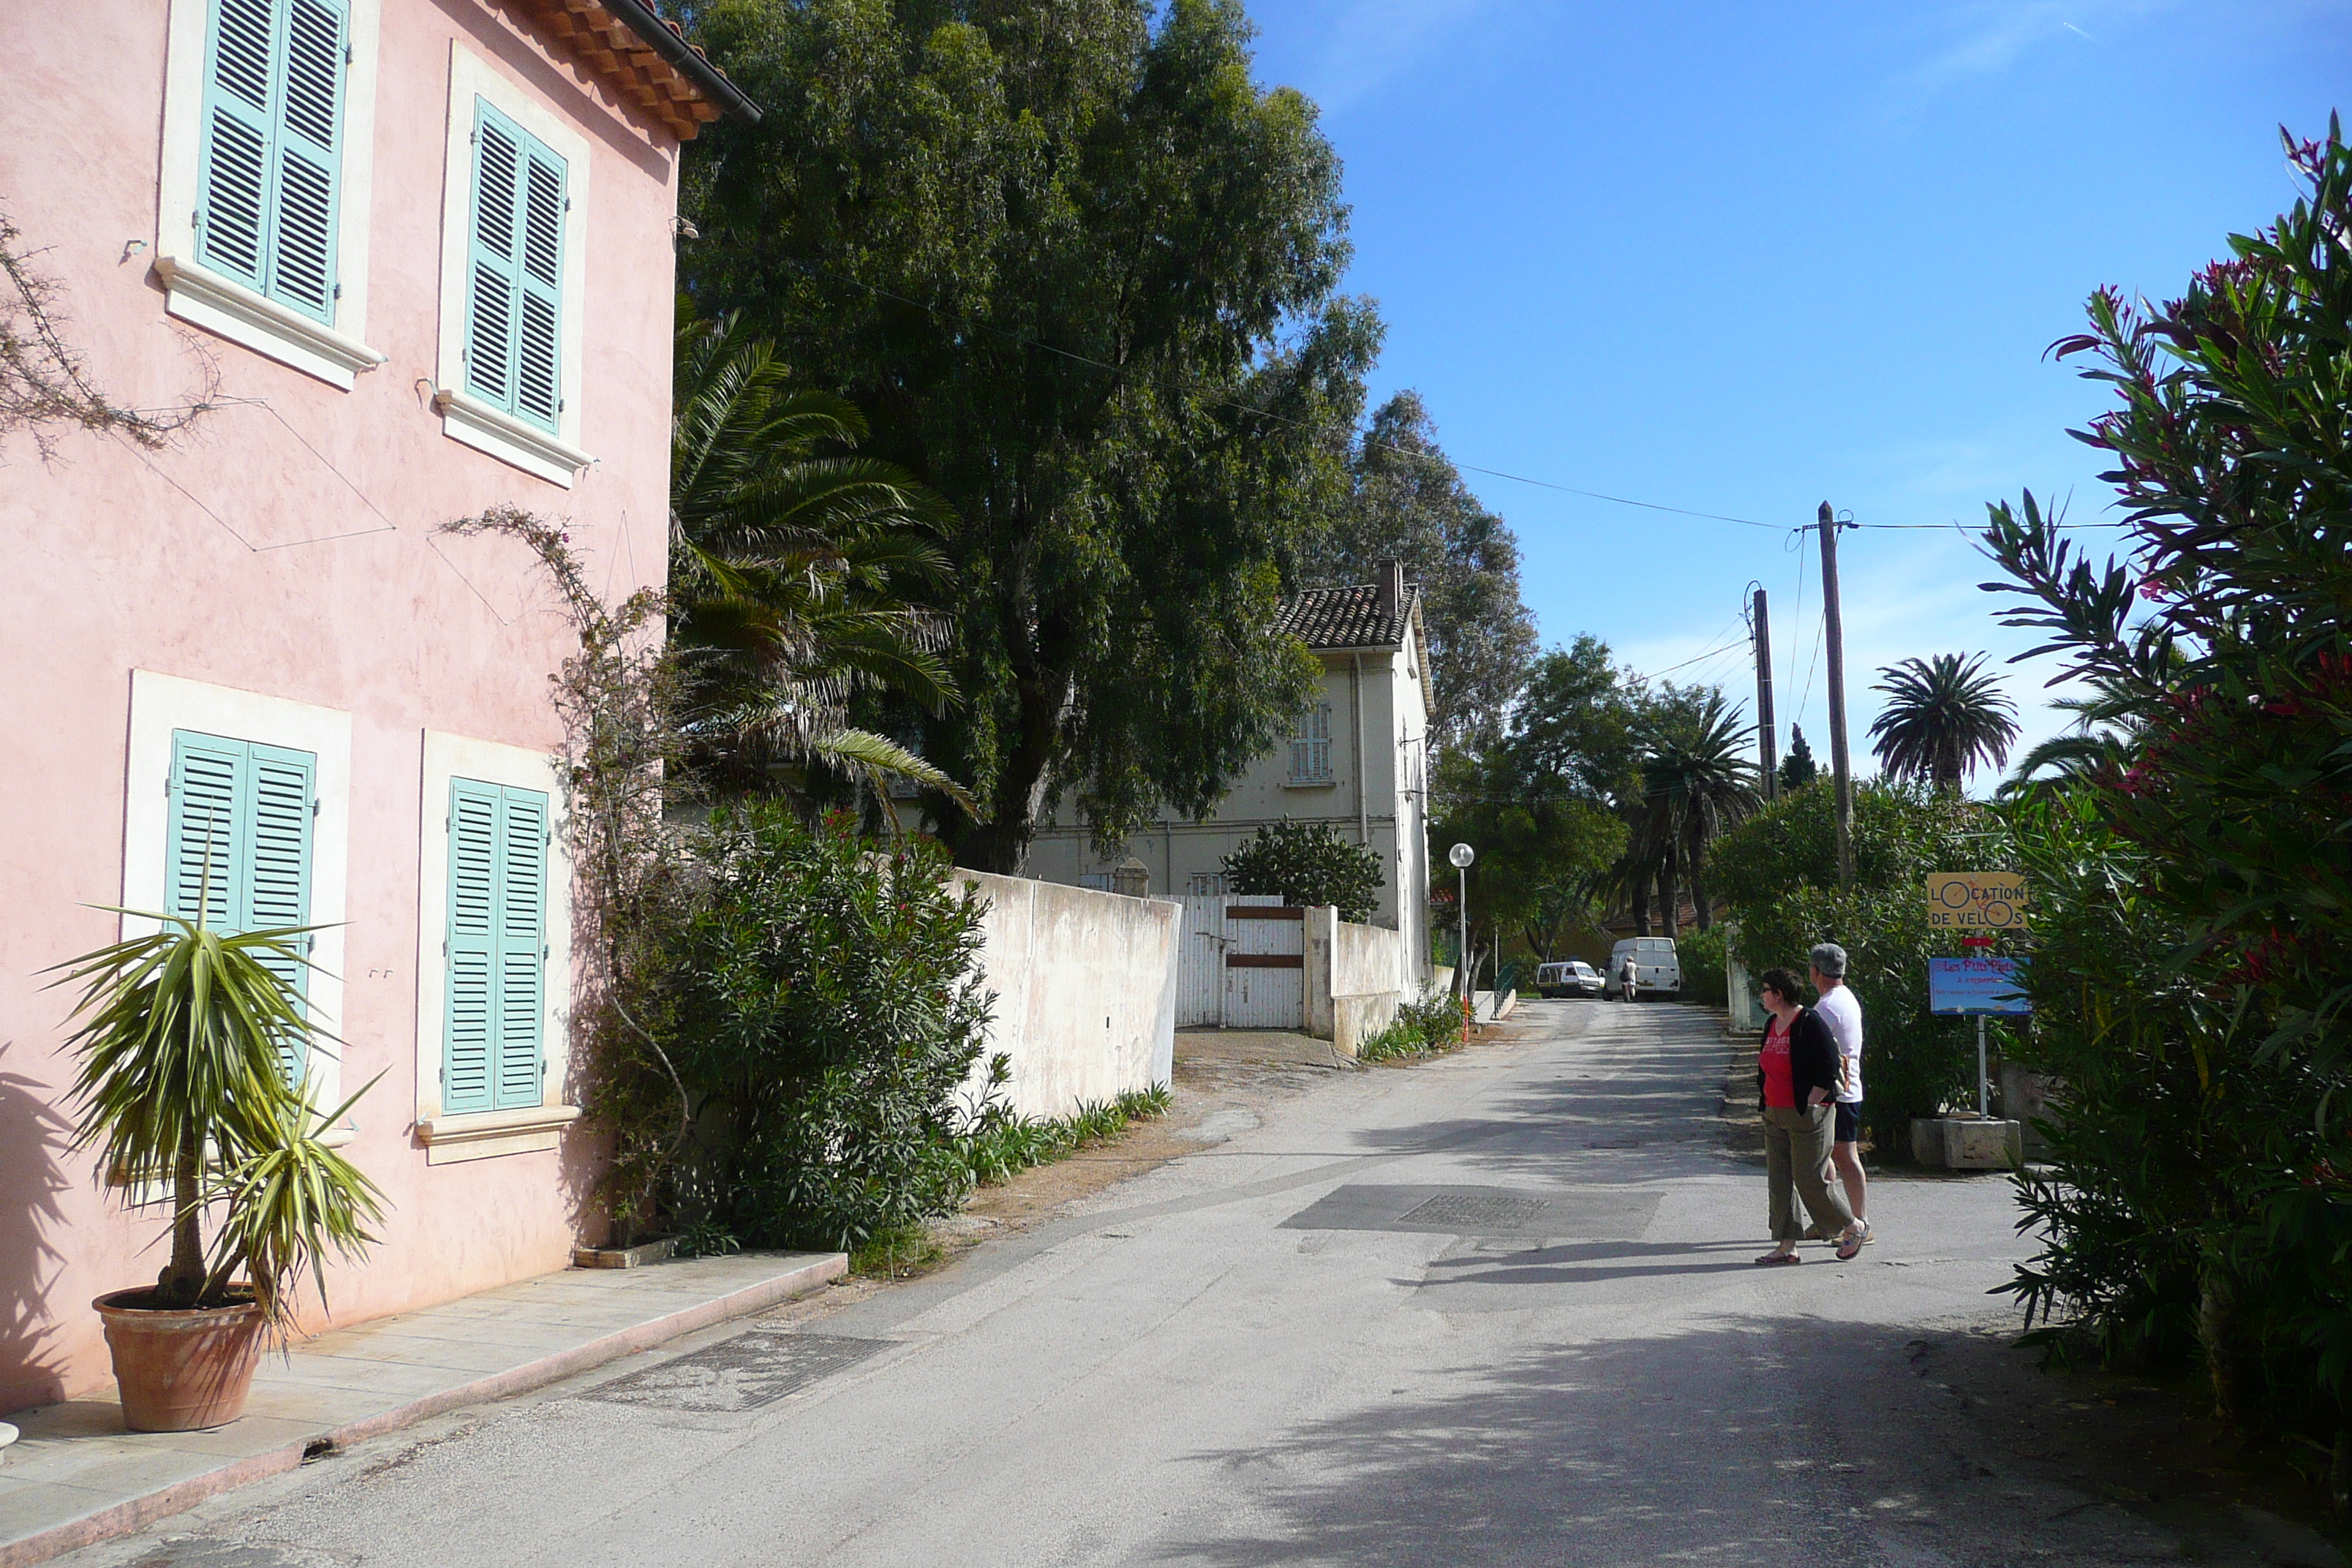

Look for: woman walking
[1754,966,1865,1264]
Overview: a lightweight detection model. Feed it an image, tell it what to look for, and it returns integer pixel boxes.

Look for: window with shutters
[194,0,347,325]
[440,779,549,1115]
[164,729,317,1086]
[431,51,595,487]
[157,0,383,385]
[1288,701,1334,784]
[461,101,567,434]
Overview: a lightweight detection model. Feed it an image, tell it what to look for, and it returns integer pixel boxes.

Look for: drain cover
[1280,1183,1659,1238]
[1398,1191,1551,1230]
[582,1332,891,1412]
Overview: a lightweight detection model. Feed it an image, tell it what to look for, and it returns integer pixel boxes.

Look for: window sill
[432,388,592,489]
[156,256,385,391]
[1283,777,1340,791]
[415,1103,581,1165]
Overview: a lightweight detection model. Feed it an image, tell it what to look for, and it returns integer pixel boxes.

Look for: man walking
[1809,942,1869,1240]
[1619,950,1640,1003]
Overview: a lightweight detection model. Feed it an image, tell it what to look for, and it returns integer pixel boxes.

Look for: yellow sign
[1927,872,2027,931]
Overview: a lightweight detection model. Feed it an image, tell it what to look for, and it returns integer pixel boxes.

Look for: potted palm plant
[51,909,383,1431]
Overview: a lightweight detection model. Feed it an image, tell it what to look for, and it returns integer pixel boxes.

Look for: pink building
[0,0,751,1411]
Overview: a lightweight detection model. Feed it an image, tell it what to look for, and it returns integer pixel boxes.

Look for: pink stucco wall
[0,0,681,1410]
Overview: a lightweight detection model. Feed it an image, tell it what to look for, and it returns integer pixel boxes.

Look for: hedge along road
[62,1003,2283,1568]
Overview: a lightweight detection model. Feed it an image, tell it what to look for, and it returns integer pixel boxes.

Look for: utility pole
[1817,501,1855,886]
[1749,584,1778,802]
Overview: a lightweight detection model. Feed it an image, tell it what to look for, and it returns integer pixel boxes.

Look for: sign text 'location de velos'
[1926,872,2028,932]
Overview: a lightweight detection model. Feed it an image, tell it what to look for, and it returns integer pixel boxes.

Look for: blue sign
[1929,956,2032,1016]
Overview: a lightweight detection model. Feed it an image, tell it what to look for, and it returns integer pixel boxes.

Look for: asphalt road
[70,1000,2322,1568]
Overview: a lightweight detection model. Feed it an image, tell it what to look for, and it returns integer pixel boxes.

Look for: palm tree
[1637,690,1760,933]
[1868,653,2021,793]
[670,315,974,814]
[1997,674,2151,799]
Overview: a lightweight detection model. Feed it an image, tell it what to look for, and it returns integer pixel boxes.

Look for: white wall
[1028,631,1433,993]
[956,872,1178,1120]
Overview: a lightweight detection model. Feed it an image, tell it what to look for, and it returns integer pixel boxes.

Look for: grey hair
[1809,942,1848,979]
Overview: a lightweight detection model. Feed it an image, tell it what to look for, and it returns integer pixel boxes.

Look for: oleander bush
[1975,124,2352,1490]
[657,803,995,1253]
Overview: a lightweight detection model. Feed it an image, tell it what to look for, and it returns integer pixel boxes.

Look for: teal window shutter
[443,780,499,1115]
[246,742,317,1085]
[165,731,249,932]
[166,731,316,1085]
[494,787,549,1109]
[461,100,566,432]
[443,779,549,1115]
[194,0,347,324]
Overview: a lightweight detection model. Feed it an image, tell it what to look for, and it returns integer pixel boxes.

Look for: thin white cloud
[1886,0,2166,108]
[1290,0,1498,115]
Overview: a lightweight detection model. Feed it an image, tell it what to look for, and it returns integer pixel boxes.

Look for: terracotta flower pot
[92,1289,266,1431]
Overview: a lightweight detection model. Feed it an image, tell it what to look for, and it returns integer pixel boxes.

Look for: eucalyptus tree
[681,0,1369,871]
[1297,391,1538,750]
[1867,653,2021,793]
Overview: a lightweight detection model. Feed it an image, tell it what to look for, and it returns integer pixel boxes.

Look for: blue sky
[1241,0,2348,779]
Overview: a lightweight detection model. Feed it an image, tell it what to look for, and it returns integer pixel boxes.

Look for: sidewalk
[0,1250,845,1567]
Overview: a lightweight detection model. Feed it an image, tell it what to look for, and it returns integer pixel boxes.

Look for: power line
[769,255,2133,536]
[1630,633,1751,684]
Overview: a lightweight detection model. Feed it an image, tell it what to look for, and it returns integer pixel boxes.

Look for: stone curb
[0,1252,845,1568]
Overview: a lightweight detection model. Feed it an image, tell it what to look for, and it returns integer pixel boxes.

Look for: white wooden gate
[1177,894,1227,1028]
[1175,895,1307,1030]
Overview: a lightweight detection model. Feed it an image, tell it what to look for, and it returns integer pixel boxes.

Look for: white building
[1026,560,1433,986]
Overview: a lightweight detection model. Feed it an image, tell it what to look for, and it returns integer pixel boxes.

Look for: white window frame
[121,671,355,1135]
[411,731,579,1163]
[431,43,595,488]
[156,0,387,389]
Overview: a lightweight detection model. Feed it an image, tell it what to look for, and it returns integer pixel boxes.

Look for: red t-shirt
[1760,1015,1796,1109]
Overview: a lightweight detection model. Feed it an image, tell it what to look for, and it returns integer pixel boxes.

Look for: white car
[1604,937,1681,998]
[1535,960,1605,999]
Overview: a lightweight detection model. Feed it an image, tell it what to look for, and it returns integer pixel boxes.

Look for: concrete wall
[1301,907,1408,1056]
[957,874,1178,1120]
[1021,627,1433,992]
[0,0,682,1410]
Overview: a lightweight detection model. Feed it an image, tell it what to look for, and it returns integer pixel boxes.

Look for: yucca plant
[51,909,384,1329]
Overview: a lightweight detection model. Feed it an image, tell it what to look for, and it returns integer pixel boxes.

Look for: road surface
[74,1000,2320,1567]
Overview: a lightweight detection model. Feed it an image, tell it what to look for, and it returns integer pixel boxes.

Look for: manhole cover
[581,1332,892,1412]
[1398,1191,1551,1230]
[1279,1183,1659,1238]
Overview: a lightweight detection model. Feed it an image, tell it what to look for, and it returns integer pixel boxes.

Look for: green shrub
[1223,822,1383,922]
[1675,926,1727,1006]
[958,1085,1172,1186]
[661,803,994,1253]
[1359,991,1468,1062]
[1711,780,2005,1145]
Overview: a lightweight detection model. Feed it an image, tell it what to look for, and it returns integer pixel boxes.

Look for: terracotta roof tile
[1278,581,1423,650]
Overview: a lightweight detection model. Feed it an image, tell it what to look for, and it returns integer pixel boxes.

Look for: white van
[1605,937,1681,998]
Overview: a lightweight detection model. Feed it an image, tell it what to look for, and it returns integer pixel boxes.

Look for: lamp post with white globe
[1448,843,1475,1030]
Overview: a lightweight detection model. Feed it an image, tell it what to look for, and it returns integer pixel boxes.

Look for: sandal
[1834,1226,1865,1261]
[1754,1249,1803,1265]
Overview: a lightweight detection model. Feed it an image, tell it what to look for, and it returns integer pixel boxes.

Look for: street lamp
[1448,843,1474,1014]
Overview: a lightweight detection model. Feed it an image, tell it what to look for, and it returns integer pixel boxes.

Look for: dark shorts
[1834,1101,1863,1144]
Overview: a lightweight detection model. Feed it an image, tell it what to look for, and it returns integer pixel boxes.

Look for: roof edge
[602,0,761,124]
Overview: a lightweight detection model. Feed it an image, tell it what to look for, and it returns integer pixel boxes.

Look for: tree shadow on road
[1153,1313,2337,1568]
